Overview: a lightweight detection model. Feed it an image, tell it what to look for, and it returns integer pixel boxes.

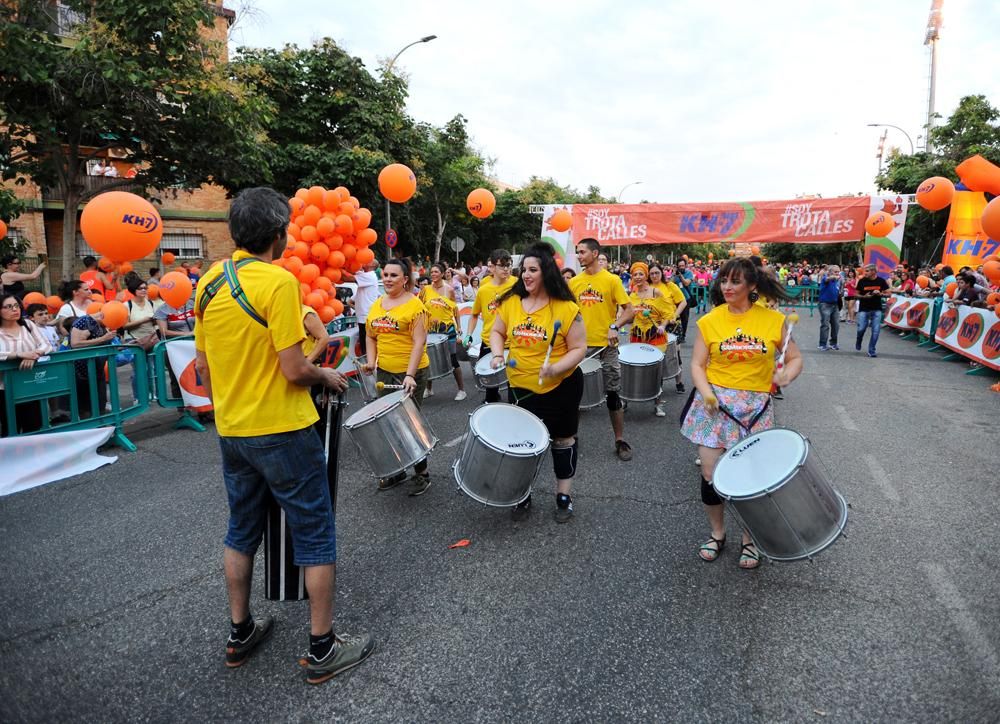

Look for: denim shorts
[219,426,336,566]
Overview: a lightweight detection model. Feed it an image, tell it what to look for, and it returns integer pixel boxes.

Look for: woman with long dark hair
[681,258,802,570]
[490,243,587,522]
[0,293,54,435]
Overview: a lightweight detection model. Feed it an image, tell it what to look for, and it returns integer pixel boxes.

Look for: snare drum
[426,333,452,380]
[474,352,509,391]
[453,403,550,506]
[343,390,439,478]
[712,428,848,562]
[618,343,665,402]
[661,333,680,380]
[578,357,605,409]
[353,355,377,403]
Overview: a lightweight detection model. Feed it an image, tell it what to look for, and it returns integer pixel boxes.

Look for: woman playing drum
[363,258,432,495]
[628,262,686,416]
[490,243,587,523]
[680,258,801,569]
[419,263,467,401]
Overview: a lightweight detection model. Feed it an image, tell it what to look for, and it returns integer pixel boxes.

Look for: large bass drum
[453,403,550,506]
[618,343,665,402]
[343,390,438,478]
[712,428,848,562]
[578,357,605,409]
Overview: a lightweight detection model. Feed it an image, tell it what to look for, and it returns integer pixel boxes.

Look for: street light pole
[866,123,915,154]
[614,181,641,263]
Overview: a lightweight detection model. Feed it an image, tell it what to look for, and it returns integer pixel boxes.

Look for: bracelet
[492,353,503,359]
[404,374,414,379]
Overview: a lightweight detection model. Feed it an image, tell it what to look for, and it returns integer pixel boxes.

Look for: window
[76,229,206,259]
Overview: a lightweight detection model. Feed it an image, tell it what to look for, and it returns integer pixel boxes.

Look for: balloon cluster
[274,185,377,323]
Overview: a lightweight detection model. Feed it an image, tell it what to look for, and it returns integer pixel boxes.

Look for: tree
[0,0,272,279]
[876,94,1000,264]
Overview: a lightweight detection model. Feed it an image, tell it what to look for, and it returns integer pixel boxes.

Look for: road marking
[862,454,900,503]
[923,563,1000,688]
[445,434,467,448]
[833,405,859,431]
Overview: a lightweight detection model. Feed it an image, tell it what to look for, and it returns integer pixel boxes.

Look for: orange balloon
[0,219,6,240]
[750,245,761,255]
[318,305,336,324]
[322,190,341,212]
[299,282,311,300]
[352,208,372,231]
[549,209,572,232]
[356,247,375,266]
[334,214,353,236]
[21,291,45,307]
[945,282,958,297]
[986,291,1000,307]
[161,251,176,265]
[331,186,349,203]
[934,263,944,271]
[302,205,322,227]
[347,260,362,273]
[341,243,357,261]
[80,191,163,262]
[348,196,360,210]
[298,264,320,284]
[313,276,333,292]
[916,275,930,288]
[728,249,736,257]
[292,214,306,229]
[46,295,63,313]
[337,201,355,217]
[307,186,326,208]
[305,291,324,310]
[98,257,114,272]
[287,222,302,240]
[91,292,104,302]
[983,260,1000,284]
[331,298,344,316]
[118,261,133,275]
[86,301,104,315]
[356,228,377,247]
[285,256,303,276]
[707,252,714,260]
[864,212,894,238]
[293,241,310,260]
[294,188,309,202]
[301,225,318,243]
[289,197,306,215]
[159,271,193,308]
[378,163,417,203]
[326,234,344,251]
[147,284,160,300]
[316,217,335,238]
[101,300,128,330]
[323,267,342,283]
[915,176,955,212]
[329,250,346,269]
[981,197,1000,242]
[311,242,330,262]
[466,188,496,219]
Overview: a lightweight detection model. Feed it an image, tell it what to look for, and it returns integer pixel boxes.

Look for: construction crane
[924,0,943,152]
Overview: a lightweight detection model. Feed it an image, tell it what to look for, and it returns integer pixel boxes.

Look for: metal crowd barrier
[783,284,820,317]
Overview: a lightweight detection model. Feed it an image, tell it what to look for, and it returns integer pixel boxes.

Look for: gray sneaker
[305,631,376,685]
[225,616,274,668]
[377,473,405,491]
[408,472,431,497]
[554,500,574,523]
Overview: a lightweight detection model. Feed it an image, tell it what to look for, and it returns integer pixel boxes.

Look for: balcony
[43,175,143,202]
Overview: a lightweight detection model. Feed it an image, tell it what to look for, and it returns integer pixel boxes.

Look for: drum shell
[426,334,452,380]
[353,355,377,403]
[715,436,848,561]
[453,404,549,507]
[619,345,665,402]
[474,354,509,391]
[344,393,438,478]
[579,358,605,409]
[661,339,680,380]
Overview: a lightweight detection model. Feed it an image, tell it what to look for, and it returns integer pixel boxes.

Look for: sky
[228,0,1000,205]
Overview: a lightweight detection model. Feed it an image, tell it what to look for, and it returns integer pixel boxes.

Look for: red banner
[570,197,871,246]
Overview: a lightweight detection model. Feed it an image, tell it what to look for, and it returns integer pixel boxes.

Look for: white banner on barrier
[165,340,213,411]
[320,326,359,373]
[0,427,116,496]
[934,303,1000,371]
[885,296,936,336]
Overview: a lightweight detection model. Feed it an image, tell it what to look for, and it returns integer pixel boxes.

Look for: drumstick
[374,381,406,391]
[539,320,562,385]
[775,312,799,369]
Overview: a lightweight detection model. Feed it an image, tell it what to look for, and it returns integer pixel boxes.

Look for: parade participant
[1,255,46,301]
[420,263,467,401]
[465,249,515,403]
[193,187,373,684]
[628,262,684,417]
[672,258,695,342]
[681,257,800,569]
[855,264,889,358]
[569,238,635,461]
[363,257,432,495]
[490,243,587,522]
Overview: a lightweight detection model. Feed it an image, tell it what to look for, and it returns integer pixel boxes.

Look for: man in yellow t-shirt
[194,187,373,684]
[569,238,635,461]
[465,248,515,402]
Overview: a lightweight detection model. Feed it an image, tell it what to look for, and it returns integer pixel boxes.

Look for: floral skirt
[680,385,774,450]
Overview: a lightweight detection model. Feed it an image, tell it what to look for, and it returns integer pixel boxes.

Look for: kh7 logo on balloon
[120,212,160,233]
[957,313,985,349]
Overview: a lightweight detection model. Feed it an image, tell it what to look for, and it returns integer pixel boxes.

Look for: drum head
[713,428,808,498]
[344,389,405,427]
[469,403,549,456]
[666,333,678,345]
[579,357,602,374]
[427,333,448,346]
[474,351,508,375]
[618,343,664,364]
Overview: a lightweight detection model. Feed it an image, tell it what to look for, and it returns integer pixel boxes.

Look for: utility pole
[923,0,943,152]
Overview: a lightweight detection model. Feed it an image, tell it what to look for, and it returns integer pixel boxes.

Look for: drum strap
[198,257,267,327]
[718,396,771,435]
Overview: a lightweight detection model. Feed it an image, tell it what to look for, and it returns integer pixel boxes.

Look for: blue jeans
[818,302,839,347]
[855,310,883,354]
[219,426,336,566]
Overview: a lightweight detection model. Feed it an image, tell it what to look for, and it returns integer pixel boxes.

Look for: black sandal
[739,542,761,569]
[698,535,726,562]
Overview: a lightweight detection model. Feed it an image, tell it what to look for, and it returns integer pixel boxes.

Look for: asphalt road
[1,309,998,723]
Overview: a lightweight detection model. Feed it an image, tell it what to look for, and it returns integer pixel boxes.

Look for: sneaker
[772,388,784,400]
[454,390,467,401]
[423,387,434,398]
[407,472,431,497]
[694,456,702,466]
[855,344,862,351]
[305,631,375,685]
[225,616,274,668]
[615,440,633,461]
[377,473,405,491]
[817,345,828,351]
[867,351,878,358]
[554,501,574,523]
[654,404,666,417]
[829,344,839,350]
[511,496,532,521]
[675,381,686,394]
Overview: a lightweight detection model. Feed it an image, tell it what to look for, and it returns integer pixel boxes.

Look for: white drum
[343,390,438,479]
[618,343,665,402]
[661,333,680,380]
[474,351,509,391]
[712,429,848,562]
[578,357,605,409]
[426,333,452,380]
[453,403,550,506]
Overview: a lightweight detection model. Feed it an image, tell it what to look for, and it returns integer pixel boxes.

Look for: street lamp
[614,181,642,261]
[866,124,914,154]
[385,35,437,74]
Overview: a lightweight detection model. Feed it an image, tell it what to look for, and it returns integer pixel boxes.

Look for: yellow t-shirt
[420,284,458,335]
[301,305,318,358]
[660,281,685,320]
[569,269,631,346]
[697,304,785,393]
[194,250,317,437]
[497,296,580,395]
[366,294,431,374]
[471,275,516,337]
[629,291,670,350]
